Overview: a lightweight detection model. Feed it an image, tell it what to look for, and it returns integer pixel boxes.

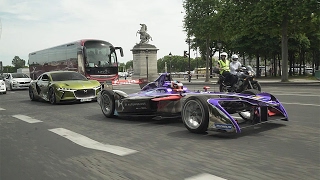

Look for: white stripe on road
[0,107,5,110]
[185,173,227,180]
[271,92,320,97]
[12,114,43,123]
[282,102,320,107]
[48,128,138,156]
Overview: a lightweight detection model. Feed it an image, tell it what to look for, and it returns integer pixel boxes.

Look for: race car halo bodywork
[98,73,288,133]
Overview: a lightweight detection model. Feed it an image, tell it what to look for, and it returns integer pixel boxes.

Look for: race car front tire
[100,89,115,118]
[181,96,209,133]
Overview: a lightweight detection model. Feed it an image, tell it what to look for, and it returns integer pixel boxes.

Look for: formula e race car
[97,73,288,133]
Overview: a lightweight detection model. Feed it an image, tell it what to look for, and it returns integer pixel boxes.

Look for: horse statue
[136,24,153,44]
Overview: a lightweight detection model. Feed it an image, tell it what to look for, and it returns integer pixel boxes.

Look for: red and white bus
[28,39,123,83]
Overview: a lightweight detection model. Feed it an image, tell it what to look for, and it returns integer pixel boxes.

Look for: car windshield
[12,73,29,78]
[51,72,87,81]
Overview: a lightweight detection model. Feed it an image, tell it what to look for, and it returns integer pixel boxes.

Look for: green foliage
[2,66,17,73]
[157,55,207,73]
[125,60,133,70]
[12,56,25,68]
[183,0,320,79]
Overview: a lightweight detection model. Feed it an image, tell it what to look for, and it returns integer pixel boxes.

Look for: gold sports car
[29,71,101,104]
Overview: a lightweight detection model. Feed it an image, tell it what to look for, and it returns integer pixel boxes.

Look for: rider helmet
[221,52,228,58]
[232,54,239,61]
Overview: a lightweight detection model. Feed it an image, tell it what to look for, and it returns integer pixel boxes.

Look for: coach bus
[28,39,123,83]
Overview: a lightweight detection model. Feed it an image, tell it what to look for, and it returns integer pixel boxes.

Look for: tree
[125,60,133,71]
[12,56,25,68]
[219,0,319,81]
[183,0,222,82]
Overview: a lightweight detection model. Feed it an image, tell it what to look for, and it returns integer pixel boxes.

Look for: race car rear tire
[181,96,209,133]
[100,90,115,118]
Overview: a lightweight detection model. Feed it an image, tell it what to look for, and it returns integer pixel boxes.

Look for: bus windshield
[84,42,117,68]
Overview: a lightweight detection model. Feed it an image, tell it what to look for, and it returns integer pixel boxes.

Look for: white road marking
[12,114,43,123]
[271,92,320,97]
[48,128,138,156]
[281,102,320,107]
[0,107,5,110]
[185,173,227,180]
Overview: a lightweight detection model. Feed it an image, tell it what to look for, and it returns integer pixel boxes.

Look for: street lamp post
[194,49,198,79]
[169,52,172,73]
[145,49,149,81]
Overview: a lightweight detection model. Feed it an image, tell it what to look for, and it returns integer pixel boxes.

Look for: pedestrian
[188,71,192,82]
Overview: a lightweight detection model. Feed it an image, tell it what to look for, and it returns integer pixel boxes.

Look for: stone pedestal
[131,43,159,82]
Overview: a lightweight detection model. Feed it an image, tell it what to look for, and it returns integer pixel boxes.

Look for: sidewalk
[174,76,320,86]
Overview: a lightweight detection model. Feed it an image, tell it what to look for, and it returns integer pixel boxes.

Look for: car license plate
[80,98,92,102]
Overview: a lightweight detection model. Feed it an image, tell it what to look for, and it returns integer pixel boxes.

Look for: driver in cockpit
[171,80,184,92]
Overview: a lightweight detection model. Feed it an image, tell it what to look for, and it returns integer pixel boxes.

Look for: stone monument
[131,24,159,83]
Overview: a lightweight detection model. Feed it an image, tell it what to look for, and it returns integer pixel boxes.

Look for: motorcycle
[218,65,261,93]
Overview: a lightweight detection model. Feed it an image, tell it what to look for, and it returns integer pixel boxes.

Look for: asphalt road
[0,84,319,180]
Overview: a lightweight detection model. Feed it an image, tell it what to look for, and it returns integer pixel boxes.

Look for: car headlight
[12,80,18,84]
[57,87,76,91]
[93,85,102,90]
[0,82,4,85]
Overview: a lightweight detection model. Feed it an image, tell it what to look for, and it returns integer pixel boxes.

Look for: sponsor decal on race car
[214,124,233,130]
[112,79,142,85]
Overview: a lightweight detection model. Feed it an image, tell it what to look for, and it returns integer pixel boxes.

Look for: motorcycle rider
[229,54,242,87]
[217,52,233,86]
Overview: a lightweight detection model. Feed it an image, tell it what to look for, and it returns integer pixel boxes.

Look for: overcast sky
[0,0,193,66]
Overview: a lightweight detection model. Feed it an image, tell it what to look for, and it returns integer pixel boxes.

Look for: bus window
[84,42,115,68]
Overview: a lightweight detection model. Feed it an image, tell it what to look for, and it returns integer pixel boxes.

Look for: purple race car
[98,73,288,133]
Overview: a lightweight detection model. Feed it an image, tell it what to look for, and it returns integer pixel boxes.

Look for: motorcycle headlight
[248,71,254,76]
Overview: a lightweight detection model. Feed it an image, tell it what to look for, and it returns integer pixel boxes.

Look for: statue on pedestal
[136,24,153,44]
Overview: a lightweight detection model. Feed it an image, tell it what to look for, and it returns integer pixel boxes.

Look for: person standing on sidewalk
[187,71,192,82]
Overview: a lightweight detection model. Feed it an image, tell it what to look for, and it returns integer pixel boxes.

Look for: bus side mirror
[115,47,124,57]
[83,47,87,58]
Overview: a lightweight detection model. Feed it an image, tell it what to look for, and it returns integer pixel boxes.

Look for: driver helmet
[171,80,184,91]
[221,52,228,58]
[232,54,239,61]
